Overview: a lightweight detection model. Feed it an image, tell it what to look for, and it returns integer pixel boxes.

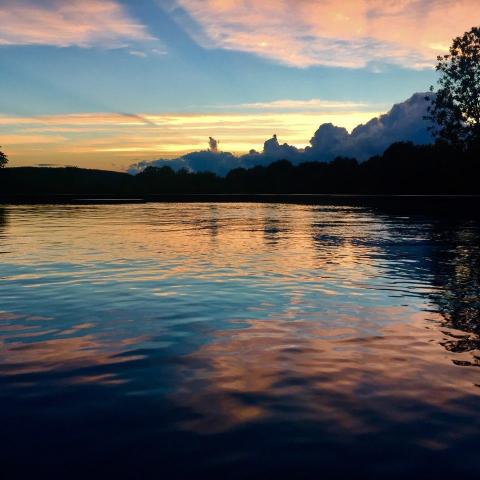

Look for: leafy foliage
[427,27,480,149]
[0,147,8,168]
[2,142,479,196]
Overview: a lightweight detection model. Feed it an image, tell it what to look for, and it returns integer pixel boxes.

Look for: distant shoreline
[2,193,480,209]
[2,145,480,208]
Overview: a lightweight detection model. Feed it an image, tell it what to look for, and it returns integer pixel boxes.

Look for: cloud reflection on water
[0,203,480,475]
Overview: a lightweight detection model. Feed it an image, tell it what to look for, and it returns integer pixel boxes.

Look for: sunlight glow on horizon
[2,110,382,170]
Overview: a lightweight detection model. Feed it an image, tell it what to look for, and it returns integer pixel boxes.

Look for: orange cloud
[172,0,480,68]
[0,134,66,145]
[0,0,153,48]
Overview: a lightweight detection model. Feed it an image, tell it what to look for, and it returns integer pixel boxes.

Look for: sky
[0,0,478,171]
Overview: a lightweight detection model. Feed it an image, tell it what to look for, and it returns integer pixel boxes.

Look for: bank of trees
[134,141,479,195]
[1,139,479,196]
[0,147,7,168]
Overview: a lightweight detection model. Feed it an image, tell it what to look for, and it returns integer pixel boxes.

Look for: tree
[427,27,480,150]
[0,147,7,168]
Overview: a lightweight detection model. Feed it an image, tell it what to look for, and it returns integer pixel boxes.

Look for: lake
[1,202,480,478]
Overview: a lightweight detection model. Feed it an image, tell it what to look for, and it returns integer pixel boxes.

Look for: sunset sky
[0,0,478,170]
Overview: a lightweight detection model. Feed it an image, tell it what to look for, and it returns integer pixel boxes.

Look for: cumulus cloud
[170,0,478,68]
[346,92,435,159]
[306,124,350,161]
[130,150,241,176]
[130,92,434,174]
[0,0,153,48]
[241,134,302,167]
[129,138,241,176]
[296,92,434,162]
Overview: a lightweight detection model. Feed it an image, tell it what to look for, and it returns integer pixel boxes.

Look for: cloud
[151,48,167,56]
[128,136,246,175]
[128,50,148,58]
[130,92,434,174]
[261,92,434,163]
[130,142,241,176]
[170,0,479,68]
[0,134,66,145]
[128,47,167,58]
[244,133,302,166]
[294,92,434,161]
[0,0,153,48]
[33,163,76,168]
[345,92,435,158]
[117,113,158,127]
[224,99,372,111]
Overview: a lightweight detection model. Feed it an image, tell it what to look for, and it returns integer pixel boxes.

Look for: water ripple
[1,203,480,477]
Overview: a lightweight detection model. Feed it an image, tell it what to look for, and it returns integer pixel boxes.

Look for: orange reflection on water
[0,321,148,385]
[172,308,480,441]
[1,203,480,454]
[1,204,382,276]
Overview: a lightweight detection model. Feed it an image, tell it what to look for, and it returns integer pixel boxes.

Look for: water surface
[1,203,480,478]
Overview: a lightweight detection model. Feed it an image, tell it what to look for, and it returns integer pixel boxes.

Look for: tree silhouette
[427,27,480,150]
[0,147,7,168]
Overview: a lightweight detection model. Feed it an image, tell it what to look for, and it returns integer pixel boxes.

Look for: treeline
[134,141,480,195]
[0,167,136,195]
[137,142,480,194]
[1,141,480,196]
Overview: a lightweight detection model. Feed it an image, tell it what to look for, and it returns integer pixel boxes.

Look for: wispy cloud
[0,134,67,145]
[225,99,374,111]
[128,48,167,58]
[0,0,154,48]
[128,50,148,58]
[170,0,478,69]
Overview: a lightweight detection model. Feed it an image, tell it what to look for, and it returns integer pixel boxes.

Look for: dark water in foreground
[1,203,480,478]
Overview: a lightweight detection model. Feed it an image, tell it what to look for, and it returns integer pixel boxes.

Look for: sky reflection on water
[0,203,480,478]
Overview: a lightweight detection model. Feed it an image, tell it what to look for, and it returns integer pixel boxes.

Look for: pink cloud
[0,0,153,48]
[172,0,480,68]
